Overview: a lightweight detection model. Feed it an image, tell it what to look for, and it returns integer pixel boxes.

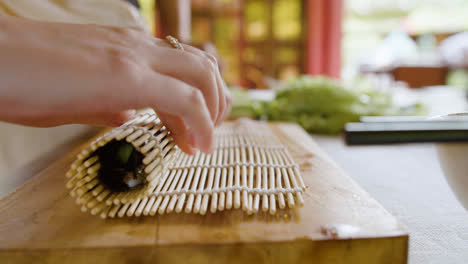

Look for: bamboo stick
[193,154,211,214]
[210,148,223,214]
[175,152,201,213]
[200,151,217,215]
[185,154,206,213]
[159,154,192,215]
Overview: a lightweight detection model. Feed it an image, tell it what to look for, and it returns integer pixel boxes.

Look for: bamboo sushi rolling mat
[66,111,306,218]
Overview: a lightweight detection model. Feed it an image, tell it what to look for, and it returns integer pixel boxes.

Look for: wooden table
[0,123,408,264]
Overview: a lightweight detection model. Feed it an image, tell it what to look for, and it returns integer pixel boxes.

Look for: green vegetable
[230,75,426,134]
[117,142,134,165]
[229,87,264,118]
[96,140,147,192]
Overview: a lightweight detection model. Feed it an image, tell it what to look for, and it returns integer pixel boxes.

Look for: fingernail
[203,139,215,154]
[207,143,214,154]
[188,131,196,147]
[185,146,196,155]
[193,133,210,154]
[124,109,136,119]
[189,146,197,155]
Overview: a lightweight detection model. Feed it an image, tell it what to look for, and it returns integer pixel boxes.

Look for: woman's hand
[0,16,232,154]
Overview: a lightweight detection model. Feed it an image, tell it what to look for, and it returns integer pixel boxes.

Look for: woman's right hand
[0,16,232,154]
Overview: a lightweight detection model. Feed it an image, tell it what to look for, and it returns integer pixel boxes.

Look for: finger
[149,47,220,124]
[217,80,231,125]
[136,72,214,153]
[157,111,196,155]
[221,88,233,122]
[179,45,227,126]
[15,109,137,127]
[73,109,137,127]
[154,40,226,126]
[213,63,227,126]
[95,109,137,127]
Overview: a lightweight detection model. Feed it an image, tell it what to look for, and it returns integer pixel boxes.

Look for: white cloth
[0,0,148,31]
[314,86,468,264]
[315,137,468,264]
[0,123,92,177]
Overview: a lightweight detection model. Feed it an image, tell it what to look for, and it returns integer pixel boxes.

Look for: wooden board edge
[0,236,408,264]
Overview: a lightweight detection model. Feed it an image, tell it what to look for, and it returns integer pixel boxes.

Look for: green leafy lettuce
[230,75,425,134]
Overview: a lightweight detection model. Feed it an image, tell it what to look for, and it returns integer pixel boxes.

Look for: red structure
[306,0,343,79]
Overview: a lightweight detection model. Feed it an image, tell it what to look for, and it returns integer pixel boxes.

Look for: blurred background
[138,0,468,89]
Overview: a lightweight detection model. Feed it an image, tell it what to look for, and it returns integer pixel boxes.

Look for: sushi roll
[65,109,180,218]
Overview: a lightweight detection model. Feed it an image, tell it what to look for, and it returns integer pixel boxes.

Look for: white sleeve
[0,0,149,32]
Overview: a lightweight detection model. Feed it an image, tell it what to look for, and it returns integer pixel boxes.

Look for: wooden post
[155,0,192,43]
[305,0,343,78]
[323,0,343,78]
[305,0,324,76]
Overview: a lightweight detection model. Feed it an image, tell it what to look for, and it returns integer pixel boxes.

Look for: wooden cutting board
[0,122,408,264]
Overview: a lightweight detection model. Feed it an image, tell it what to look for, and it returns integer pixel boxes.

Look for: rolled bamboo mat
[66,110,305,218]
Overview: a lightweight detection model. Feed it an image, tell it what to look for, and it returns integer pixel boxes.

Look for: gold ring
[165,35,184,51]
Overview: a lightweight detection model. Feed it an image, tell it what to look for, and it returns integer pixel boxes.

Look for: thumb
[78,109,137,127]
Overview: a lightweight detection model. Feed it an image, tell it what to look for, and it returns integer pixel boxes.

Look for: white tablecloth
[314,137,468,263]
[314,85,468,263]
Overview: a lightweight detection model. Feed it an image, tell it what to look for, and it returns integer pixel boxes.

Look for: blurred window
[191,0,305,88]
